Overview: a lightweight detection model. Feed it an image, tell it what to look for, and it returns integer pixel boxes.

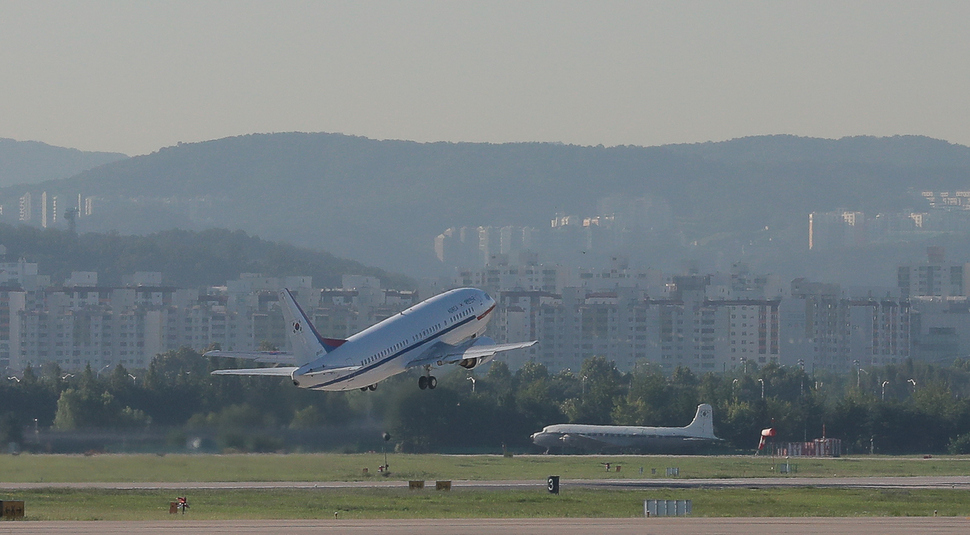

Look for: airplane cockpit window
[484,293,491,301]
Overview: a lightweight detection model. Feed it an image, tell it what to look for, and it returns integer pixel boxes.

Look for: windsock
[757,427,776,450]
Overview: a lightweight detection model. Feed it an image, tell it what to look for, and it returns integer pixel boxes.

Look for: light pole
[381,432,391,473]
[858,368,868,388]
[758,378,765,400]
[798,359,805,397]
[732,378,739,399]
[881,380,890,401]
[466,376,476,393]
[908,378,917,392]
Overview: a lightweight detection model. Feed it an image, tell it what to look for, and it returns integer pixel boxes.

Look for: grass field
[4,454,970,520]
[5,487,970,521]
[2,453,970,483]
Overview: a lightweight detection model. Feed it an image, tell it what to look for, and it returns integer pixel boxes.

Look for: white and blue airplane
[206,287,536,391]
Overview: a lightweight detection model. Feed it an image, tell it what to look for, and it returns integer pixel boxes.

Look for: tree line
[3,348,970,455]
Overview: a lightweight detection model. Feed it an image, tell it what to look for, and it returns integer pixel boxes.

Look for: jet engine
[459,354,495,369]
[457,337,498,369]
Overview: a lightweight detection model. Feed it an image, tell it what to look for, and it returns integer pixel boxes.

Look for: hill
[0,138,127,187]
[3,133,970,283]
[665,134,970,168]
[0,224,412,289]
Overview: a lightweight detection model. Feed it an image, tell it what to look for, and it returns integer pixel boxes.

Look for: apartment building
[780,279,910,373]
[897,247,970,299]
[489,278,782,375]
[2,271,417,373]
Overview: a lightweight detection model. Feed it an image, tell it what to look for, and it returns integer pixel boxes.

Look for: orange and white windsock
[757,427,776,450]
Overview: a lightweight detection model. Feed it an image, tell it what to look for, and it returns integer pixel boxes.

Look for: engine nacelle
[459,354,495,369]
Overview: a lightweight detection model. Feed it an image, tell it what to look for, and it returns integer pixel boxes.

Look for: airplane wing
[406,338,537,369]
[211,367,299,377]
[203,350,299,365]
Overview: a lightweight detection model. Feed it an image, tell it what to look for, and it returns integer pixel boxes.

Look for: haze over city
[2,1,969,155]
[8,7,970,527]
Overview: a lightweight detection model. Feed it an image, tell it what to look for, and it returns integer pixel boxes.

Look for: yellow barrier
[436,480,452,491]
[408,480,425,490]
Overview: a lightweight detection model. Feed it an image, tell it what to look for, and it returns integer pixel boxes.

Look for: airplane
[530,403,720,453]
[205,287,536,391]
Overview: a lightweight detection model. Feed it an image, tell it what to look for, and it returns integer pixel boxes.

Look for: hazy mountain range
[3,133,970,286]
[0,138,127,188]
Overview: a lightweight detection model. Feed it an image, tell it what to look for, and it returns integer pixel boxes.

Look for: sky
[1,1,969,156]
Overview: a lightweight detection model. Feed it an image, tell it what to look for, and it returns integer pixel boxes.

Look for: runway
[2,476,969,491]
[0,518,968,535]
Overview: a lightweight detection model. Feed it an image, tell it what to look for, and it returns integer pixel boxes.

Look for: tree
[566,357,622,424]
[0,412,23,446]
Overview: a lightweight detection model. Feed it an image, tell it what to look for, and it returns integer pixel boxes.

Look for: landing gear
[418,375,438,390]
[361,384,378,392]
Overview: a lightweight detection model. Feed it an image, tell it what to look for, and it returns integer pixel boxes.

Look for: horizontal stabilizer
[211,367,299,377]
[302,365,362,376]
[204,350,298,365]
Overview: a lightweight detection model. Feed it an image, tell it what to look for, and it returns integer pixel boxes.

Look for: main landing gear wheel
[368,384,377,391]
[418,375,438,390]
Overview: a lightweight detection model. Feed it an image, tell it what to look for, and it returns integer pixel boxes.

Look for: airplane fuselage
[532,424,709,450]
[293,287,494,391]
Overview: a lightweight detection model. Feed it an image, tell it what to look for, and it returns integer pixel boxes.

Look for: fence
[645,499,691,517]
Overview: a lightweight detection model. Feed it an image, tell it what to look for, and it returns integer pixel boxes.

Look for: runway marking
[1,476,968,490]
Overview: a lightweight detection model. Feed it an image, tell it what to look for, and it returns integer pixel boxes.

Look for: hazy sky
[2,1,968,155]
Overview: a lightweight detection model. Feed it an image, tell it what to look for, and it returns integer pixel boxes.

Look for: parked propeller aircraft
[530,403,720,452]
[206,287,536,391]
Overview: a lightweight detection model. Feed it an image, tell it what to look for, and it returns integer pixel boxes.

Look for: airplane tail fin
[683,403,717,438]
[279,288,346,362]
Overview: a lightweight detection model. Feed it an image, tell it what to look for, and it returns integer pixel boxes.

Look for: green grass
[2,453,970,483]
[5,487,970,521]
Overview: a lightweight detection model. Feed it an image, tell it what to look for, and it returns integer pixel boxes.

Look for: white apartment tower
[18,192,31,222]
[41,192,48,228]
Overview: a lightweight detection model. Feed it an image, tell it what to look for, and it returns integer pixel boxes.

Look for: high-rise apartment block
[897,247,970,299]
[481,264,915,375]
[2,271,416,374]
